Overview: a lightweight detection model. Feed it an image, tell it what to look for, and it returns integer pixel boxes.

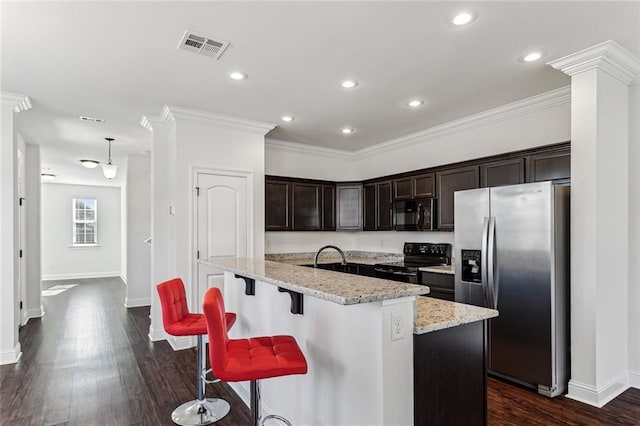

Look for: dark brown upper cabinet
[292,182,321,230]
[436,166,479,231]
[527,149,571,184]
[414,173,435,198]
[265,179,291,230]
[322,184,336,231]
[393,173,435,200]
[363,181,393,231]
[480,158,525,188]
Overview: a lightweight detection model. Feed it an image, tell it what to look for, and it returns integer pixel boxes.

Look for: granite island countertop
[414,297,498,334]
[201,257,429,305]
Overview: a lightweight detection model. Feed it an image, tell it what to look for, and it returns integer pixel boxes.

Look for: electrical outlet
[391,312,404,341]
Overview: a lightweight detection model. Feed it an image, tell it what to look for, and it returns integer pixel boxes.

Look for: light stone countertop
[418,265,455,275]
[201,257,429,305]
[414,297,498,334]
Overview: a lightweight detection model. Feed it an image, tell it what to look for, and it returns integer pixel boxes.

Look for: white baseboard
[42,271,122,281]
[168,335,195,351]
[21,306,45,325]
[630,370,640,389]
[124,297,151,308]
[148,324,167,342]
[0,343,22,365]
[567,372,630,407]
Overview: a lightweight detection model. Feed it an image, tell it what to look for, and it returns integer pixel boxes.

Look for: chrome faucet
[313,245,347,268]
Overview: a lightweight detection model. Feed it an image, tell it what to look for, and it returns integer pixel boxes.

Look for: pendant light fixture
[102,137,117,179]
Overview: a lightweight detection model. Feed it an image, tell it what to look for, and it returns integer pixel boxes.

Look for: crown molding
[1,92,32,113]
[547,40,640,85]
[159,105,277,136]
[356,85,570,159]
[265,138,354,160]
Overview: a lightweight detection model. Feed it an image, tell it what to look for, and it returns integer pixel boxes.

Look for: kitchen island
[201,257,497,425]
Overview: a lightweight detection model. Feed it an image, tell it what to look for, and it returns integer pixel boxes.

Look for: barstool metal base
[171,398,231,426]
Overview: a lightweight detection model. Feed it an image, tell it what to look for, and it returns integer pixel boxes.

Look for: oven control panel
[403,243,452,258]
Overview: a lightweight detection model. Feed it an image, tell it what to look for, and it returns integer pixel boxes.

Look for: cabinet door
[265,179,291,230]
[480,158,525,188]
[336,185,362,230]
[376,181,393,231]
[292,183,321,230]
[414,173,435,198]
[527,150,571,183]
[363,184,376,231]
[322,184,336,231]
[393,177,413,200]
[436,166,479,231]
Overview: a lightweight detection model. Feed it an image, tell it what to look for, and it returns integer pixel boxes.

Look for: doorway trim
[189,166,254,306]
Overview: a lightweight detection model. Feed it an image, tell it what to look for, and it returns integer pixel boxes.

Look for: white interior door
[195,172,249,309]
[17,181,25,327]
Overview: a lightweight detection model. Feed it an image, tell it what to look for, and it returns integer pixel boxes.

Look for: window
[73,198,97,245]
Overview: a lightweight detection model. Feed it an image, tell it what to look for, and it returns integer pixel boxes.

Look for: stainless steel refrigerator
[454,181,569,397]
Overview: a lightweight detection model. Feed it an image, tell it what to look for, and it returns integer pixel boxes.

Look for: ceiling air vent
[178,31,229,60]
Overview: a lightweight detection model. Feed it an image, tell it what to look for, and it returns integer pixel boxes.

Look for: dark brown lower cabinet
[414,321,487,426]
[436,166,479,231]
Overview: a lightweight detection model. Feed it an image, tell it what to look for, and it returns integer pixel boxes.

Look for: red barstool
[157,278,237,425]
[202,287,308,426]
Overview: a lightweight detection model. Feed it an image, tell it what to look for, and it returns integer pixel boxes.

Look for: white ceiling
[2,1,639,186]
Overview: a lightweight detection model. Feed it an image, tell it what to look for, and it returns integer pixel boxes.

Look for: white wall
[265,87,571,256]
[265,139,358,181]
[629,82,640,388]
[147,106,273,345]
[174,119,267,297]
[41,183,121,280]
[125,154,151,308]
[355,87,571,179]
[0,93,29,365]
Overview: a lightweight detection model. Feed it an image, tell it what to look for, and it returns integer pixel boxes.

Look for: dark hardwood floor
[1,277,638,425]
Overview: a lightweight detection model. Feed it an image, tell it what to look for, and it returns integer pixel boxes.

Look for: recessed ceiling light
[523,51,543,62]
[451,11,475,26]
[408,100,424,108]
[229,71,247,80]
[79,159,100,169]
[341,80,358,89]
[281,116,295,122]
[41,173,57,182]
[341,127,354,135]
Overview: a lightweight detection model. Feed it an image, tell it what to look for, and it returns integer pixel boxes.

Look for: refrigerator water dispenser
[461,249,482,283]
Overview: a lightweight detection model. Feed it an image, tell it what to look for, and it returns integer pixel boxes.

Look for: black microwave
[394,198,435,231]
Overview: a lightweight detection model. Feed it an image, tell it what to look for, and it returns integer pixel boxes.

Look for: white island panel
[222,271,415,425]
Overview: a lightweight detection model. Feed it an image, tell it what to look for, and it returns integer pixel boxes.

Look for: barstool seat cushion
[203,287,308,383]
[157,278,236,336]
[222,336,307,382]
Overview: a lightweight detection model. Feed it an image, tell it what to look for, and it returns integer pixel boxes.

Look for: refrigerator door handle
[481,217,490,307]
[487,216,497,309]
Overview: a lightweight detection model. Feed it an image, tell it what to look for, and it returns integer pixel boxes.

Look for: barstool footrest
[261,414,292,426]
